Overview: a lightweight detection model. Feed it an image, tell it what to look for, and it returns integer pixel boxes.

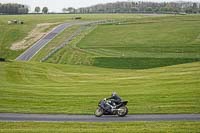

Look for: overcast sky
[0,0,199,12]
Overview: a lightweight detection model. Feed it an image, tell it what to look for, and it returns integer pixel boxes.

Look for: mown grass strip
[0,121,200,133]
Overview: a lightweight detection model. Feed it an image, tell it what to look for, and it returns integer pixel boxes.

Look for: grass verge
[0,121,200,133]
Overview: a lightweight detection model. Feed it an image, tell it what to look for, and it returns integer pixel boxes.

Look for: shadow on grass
[93,57,200,69]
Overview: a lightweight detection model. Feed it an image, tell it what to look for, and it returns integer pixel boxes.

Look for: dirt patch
[10,23,60,51]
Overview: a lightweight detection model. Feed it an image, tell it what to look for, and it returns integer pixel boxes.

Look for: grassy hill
[0,14,200,133]
[0,14,141,60]
[0,61,199,114]
[47,15,200,69]
[0,14,199,115]
[0,13,200,132]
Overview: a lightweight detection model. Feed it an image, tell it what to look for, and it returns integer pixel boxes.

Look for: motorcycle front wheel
[117,106,128,117]
[95,107,104,117]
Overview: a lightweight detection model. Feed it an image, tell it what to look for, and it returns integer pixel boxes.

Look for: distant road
[16,23,71,61]
[15,20,116,61]
[15,21,95,61]
[0,113,200,122]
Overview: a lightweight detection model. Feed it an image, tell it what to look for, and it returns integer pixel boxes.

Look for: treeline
[69,1,200,14]
[0,3,29,14]
[34,6,48,14]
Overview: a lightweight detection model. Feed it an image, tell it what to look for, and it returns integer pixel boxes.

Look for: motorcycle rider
[105,92,122,110]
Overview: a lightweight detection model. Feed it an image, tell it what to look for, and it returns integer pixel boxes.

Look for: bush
[75,17,82,20]
[0,58,5,62]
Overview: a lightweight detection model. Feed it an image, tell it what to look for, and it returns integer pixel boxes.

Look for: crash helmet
[111,92,117,97]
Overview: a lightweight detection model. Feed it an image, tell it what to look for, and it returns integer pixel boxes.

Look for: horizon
[0,0,199,12]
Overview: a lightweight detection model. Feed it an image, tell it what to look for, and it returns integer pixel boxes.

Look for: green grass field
[0,61,199,114]
[47,15,200,69]
[0,14,200,114]
[0,13,200,132]
[1,121,200,133]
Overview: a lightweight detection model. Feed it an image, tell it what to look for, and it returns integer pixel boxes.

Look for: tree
[131,7,139,13]
[67,7,75,13]
[62,8,67,13]
[0,3,28,14]
[185,7,193,14]
[0,3,1,10]
[42,7,48,14]
[18,5,28,14]
[18,8,25,14]
[193,3,198,9]
[35,6,40,13]
[192,3,198,13]
[145,7,153,12]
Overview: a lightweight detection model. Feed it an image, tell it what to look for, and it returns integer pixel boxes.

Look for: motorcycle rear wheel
[95,107,104,117]
[117,106,128,117]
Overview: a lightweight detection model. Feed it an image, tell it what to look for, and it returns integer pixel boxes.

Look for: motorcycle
[95,98,128,117]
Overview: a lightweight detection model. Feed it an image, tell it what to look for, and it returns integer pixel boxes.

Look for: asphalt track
[15,21,94,61]
[15,23,72,61]
[0,113,200,122]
